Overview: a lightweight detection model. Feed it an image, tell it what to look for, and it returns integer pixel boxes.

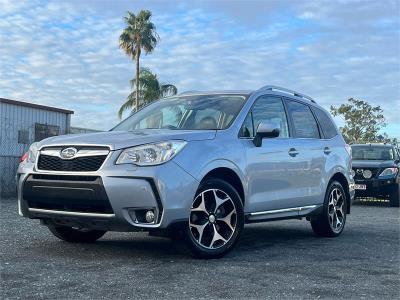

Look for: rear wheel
[311,181,347,237]
[47,224,106,243]
[389,187,400,207]
[185,178,244,258]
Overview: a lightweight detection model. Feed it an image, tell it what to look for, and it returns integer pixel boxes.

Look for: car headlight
[378,167,398,178]
[116,140,187,166]
[27,142,38,163]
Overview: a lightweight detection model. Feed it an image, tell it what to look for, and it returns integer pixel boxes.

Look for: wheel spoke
[190,222,209,242]
[213,190,230,213]
[191,193,208,214]
[335,205,343,216]
[210,224,228,248]
[217,209,236,232]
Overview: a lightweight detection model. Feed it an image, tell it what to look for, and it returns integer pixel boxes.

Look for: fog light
[145,210,155,223]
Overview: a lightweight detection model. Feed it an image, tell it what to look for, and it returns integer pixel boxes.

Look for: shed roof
[0,98,74,114]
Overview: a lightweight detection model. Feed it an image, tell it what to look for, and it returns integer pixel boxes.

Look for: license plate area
[355,184,366,190]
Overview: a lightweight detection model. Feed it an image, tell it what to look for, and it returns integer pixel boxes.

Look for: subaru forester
[17,85,355,258]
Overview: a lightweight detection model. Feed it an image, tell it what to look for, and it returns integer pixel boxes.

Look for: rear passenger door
[284,99,326,206]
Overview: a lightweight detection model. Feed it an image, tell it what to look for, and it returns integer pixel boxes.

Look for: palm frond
[160,84,178,97]
[118,95,135,119]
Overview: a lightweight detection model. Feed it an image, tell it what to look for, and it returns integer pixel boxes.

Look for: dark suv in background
[351,144,400,207]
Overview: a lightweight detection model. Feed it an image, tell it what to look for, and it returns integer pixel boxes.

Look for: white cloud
[0,0,399,139]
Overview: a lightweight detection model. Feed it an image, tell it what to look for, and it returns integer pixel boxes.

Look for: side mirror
[253,122,280,147]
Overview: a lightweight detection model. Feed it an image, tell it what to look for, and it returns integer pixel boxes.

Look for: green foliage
[118,68,178,118]
[119,10,159,112]
[119,10,159,58]
[330,98,387,144]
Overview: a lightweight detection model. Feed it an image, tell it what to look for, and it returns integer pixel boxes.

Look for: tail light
[20,152,28,162]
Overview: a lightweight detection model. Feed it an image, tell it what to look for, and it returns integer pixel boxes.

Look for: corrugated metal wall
[0,102,69,198]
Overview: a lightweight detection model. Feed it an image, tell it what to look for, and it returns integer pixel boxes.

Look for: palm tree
[119,10,159,112]
[118,68,178,118]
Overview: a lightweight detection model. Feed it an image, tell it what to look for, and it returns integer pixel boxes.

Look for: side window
[239,112,253,138]
[239,96,289,138]
[286,100,320,139]
[311,107,338,139]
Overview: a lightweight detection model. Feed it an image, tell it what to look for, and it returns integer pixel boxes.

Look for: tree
[119,10,159,112]
[118,68,178,118]
[330,98,386,144]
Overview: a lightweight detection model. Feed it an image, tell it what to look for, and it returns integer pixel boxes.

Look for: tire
[311,181,347,237]
[185,178,244,258]
[389,186,400,207]
[47,224,106,243]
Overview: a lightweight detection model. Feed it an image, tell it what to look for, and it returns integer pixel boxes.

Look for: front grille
[352,168,380,180]
[38,154,107,172]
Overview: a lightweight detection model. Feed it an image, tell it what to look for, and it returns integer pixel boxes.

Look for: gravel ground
[1,199,399,299]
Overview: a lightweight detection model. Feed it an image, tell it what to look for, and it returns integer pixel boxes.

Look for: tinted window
[239,96,289,138]
[286,100,320,139]
[311,107,338,139]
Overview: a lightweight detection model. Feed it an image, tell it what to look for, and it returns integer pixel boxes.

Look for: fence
[0,156,20,198]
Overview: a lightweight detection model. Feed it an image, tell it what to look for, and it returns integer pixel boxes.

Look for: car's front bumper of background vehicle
[17,150,199,232]
[354,176,399,198]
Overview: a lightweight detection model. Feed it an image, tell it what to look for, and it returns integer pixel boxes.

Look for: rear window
[311,107,338,139]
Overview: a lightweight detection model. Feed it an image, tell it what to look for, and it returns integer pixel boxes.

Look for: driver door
[239,95,297,213]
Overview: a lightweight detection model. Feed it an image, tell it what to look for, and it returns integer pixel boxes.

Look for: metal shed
[0,98,73,198]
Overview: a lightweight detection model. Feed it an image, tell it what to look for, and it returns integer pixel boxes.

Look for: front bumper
[354,176,399,198]
[17,151,199,231]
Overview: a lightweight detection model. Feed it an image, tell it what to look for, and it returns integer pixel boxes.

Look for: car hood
[352,160,397,169]
[37,129,216,150]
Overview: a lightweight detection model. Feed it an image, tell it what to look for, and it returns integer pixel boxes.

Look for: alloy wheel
[189,188,237,249]
[328,187,345,233]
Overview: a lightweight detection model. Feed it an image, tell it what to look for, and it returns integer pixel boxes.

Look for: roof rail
[259,85,316,103]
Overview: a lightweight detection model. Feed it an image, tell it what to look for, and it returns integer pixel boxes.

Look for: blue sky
[0,0,399,139]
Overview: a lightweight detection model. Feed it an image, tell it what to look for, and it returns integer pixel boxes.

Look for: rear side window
[311,107,338,139]
[286,100,320,139]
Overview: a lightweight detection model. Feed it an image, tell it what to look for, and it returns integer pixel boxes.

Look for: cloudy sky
[1,0,399,138]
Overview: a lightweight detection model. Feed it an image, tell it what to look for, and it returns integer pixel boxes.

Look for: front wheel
[185,178,244,258]
[47,224,106,243]
[311,181,347,237]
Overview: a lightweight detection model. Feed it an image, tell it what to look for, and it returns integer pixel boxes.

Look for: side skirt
[245,204,323,224]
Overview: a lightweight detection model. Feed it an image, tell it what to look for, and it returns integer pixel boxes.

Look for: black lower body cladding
[22,174,113,214]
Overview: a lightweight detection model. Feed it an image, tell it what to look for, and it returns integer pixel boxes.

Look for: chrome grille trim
[40,148,110,159]
[35,145,111,173]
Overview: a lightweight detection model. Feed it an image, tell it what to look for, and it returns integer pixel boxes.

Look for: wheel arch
[329,172,351,214]
[200,167,245,205]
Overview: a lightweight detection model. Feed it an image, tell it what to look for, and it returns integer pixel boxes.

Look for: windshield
[351,146,396,160]
[112,94,247,131]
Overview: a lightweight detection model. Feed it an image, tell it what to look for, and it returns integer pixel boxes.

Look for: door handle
[288,148,299,157]
[324,147,332,155]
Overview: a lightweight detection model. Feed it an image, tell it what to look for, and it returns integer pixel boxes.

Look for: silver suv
[17,85,355,258]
